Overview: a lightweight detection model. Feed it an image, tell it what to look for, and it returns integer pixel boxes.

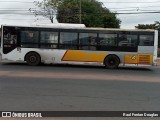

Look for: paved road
[0,62,160,120]
[0,62,160,113]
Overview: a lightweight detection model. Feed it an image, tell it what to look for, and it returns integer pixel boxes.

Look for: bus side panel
[1,48,66,63]
[137,46,154,65]
[0,48,122,65]
[1,47,154,66]
[21,48,67,64]
[153,30,158,65]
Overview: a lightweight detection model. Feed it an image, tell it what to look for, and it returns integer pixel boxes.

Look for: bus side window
[59,32,78,50]
[79,33,97,50]
[40,31,58,49]
[99,34,117,46]
[21,31,39,48]
[139,35,154,46]
[118,34,138,47]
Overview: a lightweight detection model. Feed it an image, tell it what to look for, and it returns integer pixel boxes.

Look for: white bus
[0,24,158,69]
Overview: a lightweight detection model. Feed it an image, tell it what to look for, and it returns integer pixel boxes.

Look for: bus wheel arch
[103,54,120,69]
[25,51,41,66]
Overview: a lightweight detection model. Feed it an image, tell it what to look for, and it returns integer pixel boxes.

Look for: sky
[0,0,160,28]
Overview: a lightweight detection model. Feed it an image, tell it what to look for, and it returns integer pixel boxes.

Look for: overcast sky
[0,0,160,28]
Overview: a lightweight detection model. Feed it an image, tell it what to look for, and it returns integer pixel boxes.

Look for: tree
[57,0,121,28]
[135,21,160,48]
[29,0,62,23]
[31,0,121,28]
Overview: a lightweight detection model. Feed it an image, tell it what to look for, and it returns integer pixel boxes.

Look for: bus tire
[25,52,41,66]
[104,55,120,69]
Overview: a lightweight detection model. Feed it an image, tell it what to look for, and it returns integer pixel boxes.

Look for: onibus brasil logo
[1,112,42,118]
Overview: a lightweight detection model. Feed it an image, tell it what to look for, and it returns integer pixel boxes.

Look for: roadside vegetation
[30,0,121,28]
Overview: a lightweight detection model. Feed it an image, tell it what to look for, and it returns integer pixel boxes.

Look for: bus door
[3,26,20,55]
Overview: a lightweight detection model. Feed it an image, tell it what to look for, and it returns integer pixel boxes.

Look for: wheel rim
[29,55,37,63]
[108,59,116,66]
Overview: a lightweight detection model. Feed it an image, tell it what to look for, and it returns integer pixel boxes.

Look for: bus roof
[86,27,156,32]
[2,23,86,29]
[33,23,86,28]
[1,24,156,32]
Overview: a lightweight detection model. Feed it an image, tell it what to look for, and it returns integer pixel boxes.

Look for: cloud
[101,0,160,28]
[0,0,51,26]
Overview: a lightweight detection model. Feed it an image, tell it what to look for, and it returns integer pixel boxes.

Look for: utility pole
[79,0,82,24]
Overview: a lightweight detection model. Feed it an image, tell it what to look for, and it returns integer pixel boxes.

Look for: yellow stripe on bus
[62,50,107,62]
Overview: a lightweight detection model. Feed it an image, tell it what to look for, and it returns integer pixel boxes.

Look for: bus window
[79,33,97,50]
[21,31,39,48]
[79,33,97,45]
[41,32,58,43]
[118,34,138,47]
[59,32,78,50]
[40,31,58,49]
[139,35,154,46]
[60,32,78,44]
[99,34,117,46]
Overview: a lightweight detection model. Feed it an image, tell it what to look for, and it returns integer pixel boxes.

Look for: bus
[0,24,158,69]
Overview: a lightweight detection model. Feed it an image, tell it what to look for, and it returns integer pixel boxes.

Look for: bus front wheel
[25,52,41,66]
[104,55,120,69]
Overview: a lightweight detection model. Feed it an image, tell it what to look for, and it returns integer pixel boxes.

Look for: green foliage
[135,21,160,48]
[56,0,121,28]
[56,0,80,23]
[32,0,121,27]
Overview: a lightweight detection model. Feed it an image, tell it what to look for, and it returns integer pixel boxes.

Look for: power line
[107,5,160,10]
[2,9,157,13]
[0,1,34,3]
[117,12,160,14]
[0,18,35,20]
[1,6,160,11]
[0,8,35,9]
[0,18,48,20]
[1,11,160,15]
[0,0,159,3]
[0,13,34,15]
[110,9,160,12]
[101,0,160,3]
[0,10,30,11]
[0,8,160,13]
[87,11,160,14]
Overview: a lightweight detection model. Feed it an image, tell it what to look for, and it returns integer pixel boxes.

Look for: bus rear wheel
[104,55,120,69]
[26,52,41,66]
